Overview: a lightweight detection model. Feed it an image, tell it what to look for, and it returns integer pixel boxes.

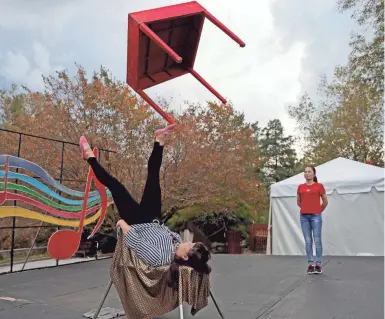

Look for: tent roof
[270,157,384,197]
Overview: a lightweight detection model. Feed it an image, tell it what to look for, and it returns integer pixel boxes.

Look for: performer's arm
[320,184,328,212]
[297,185,301,208]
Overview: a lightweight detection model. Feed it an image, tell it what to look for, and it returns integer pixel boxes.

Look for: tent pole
[266,198,272,255]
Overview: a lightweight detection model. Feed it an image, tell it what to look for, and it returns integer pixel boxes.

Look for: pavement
[0,257,95,274]
[0,255,383,319]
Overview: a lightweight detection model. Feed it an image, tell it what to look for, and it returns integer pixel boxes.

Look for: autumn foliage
[0,65,262,249]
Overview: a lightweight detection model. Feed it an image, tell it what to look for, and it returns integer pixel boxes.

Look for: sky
[0,0,357,141]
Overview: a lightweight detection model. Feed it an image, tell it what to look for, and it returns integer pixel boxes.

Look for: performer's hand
[117,219,132,236]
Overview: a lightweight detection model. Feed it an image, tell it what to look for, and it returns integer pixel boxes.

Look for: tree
[289,0,384,167]
[338,0,384,93]
[258,119,299,183]
[289,73,384,166]
[0,64,264,248]
[163,102,262,219]
[0,65,158,249]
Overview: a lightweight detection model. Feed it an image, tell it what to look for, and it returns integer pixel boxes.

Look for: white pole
[179,304,184,319]
[266,197,272,255]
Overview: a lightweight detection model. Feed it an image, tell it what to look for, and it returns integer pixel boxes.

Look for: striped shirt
[124,222,182,267]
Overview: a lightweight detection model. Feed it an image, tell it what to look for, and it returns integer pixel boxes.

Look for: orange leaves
[1,64,263,226]
[161,103,261,212]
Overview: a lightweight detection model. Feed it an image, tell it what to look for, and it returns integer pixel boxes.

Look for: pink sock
[155,123,176,136]
[79,136,91,159]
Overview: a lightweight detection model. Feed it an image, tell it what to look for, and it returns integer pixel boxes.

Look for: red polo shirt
[297,182,326,214]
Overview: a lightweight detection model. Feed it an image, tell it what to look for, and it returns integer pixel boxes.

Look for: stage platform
[0,255,383,319]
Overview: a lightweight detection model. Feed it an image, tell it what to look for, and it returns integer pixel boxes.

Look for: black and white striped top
[124,222,182,267]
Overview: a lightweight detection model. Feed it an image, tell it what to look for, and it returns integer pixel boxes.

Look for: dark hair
[167,242,211,289]
[308,166,318,182]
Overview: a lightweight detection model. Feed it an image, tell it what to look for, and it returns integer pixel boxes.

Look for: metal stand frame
[92,279,225,319]
[92,280,113,319]
[92,227,224,319]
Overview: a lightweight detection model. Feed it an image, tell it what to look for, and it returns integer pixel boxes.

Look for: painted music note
[0,151,111,260]
[47,148,102,260]
[0,156,9,205]
[87,167,108,239]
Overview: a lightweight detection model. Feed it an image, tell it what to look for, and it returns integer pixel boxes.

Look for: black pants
[87,142,163,225]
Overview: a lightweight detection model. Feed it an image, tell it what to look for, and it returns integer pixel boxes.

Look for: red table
[127,1,245,123]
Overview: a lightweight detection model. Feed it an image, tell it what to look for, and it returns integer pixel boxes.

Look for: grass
[0,252,50,266]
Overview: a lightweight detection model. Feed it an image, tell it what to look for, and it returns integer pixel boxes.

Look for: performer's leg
[300,214,314,265]
[81,137,141,225]
[139,126,175,222]
[311,214,323,266]
[87,157,141,224]
[139,141,163,222]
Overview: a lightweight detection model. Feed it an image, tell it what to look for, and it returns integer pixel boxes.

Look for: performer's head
[168,242,211,289]
[304,165,317,182]
[176,242,211,268]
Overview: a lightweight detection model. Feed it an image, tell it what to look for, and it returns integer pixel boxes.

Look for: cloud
[147,0,307,132]
[0,0,355,139]
[0,42,63,90]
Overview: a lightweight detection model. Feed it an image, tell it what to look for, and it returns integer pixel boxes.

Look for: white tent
[267,157,384,257]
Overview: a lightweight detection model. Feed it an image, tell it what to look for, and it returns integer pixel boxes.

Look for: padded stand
[91,227,225,319]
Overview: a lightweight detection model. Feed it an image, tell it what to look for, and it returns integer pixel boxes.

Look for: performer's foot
[155,123,176,145]
[79,136,95,160]
[307,264,315,274]
[155,123,176,136]
[314,264,323,274]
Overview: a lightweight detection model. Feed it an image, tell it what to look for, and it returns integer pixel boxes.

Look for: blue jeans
[300,214,323,265]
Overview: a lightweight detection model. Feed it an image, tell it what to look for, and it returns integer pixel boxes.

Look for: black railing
[0,128,116,274]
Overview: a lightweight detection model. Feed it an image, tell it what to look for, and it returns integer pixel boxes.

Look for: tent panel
[271,157,384,197]
[271,198,304,255]
[272,189,384,256]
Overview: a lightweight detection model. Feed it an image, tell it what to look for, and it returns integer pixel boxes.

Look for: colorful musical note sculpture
[0,150,113,259]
